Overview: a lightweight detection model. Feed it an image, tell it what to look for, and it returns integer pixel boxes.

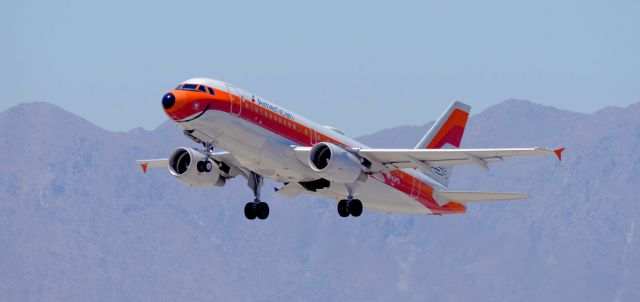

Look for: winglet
[139,163,148,174]
[553,148,565,161]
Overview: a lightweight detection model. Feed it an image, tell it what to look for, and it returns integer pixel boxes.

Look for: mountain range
[0,99,638,301]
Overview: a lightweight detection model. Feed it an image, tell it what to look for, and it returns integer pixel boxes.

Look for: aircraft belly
[355,178,431,214]
[186,111,316,182]
[308,177,430,214]
[181,111,430,214]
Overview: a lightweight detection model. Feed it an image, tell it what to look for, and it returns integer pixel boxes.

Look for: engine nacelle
[168,147,225,188]
[308,142,364,184]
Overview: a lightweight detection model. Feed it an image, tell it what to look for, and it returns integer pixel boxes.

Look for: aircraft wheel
[348,199,363,217]
[337,200,350,217]
[196,161,205,172]
[203,161,213,172]
[244,202,257,220]
[255,202,269,220]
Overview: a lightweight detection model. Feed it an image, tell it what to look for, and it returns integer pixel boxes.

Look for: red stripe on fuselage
[165,88,466,214]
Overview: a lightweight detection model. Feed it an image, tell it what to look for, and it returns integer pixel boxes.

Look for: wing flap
[438,191,529,202]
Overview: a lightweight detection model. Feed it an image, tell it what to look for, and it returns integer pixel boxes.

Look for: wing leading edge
[357,147,564,171]
[292,146,564,173]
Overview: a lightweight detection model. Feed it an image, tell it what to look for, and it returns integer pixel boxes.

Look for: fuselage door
[226,85,242,116]
[411,174,421,199]
[310,129,317,145]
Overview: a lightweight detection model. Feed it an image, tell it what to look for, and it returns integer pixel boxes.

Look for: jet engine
[168,147,226,187]
[308,142,364,184]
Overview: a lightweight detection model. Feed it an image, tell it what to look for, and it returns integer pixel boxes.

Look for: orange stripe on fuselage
[164,88,466,214]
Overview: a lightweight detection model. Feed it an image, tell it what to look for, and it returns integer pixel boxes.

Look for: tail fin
[414,101,471,187]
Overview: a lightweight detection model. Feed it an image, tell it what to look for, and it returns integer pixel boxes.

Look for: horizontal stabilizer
[438,191,529,202]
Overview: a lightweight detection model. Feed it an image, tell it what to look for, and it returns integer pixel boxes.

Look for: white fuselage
[164,78,457,214]
[185,109,430,214]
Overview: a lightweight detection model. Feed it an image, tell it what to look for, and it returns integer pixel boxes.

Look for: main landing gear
[196,142,214,173]
[244,172,269,220]
[337,185,363,217]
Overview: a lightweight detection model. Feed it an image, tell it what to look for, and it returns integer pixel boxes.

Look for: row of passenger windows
[176,84,216,95]
[244,101,332,142]
[173,84,332,142]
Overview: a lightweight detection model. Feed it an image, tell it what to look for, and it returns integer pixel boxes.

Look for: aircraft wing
[136,159,168,173]
[357,147,564,171]
[293,146,564,173]
[136,151,243,174]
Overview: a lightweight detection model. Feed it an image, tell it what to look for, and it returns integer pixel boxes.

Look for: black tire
[204,161,213,172]
[255,202,269,220]
[337,200,350,217]
[244,202,256,220]
[196,161,205,172]
[348,199,363,217]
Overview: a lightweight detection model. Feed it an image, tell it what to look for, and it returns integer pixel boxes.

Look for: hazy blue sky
[1,0,638,135]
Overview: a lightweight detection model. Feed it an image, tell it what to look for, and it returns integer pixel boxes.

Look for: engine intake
[308,142,363,184]
[168,147,225,187]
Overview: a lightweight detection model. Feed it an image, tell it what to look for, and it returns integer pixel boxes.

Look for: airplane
[137,78,564,220]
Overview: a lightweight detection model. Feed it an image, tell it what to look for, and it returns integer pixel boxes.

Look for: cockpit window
[181,84,198,90]
[177,83,216,95]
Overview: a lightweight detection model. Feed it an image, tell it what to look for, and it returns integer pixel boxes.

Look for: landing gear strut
[196,142,214,173]
[337,185,363,217]
[244,172,269,220]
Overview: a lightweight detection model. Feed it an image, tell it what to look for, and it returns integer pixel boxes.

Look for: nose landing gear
[196,142,214,173]
[196,160,213,173]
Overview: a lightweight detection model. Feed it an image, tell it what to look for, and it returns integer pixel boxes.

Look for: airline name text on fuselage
[257,99,294,120]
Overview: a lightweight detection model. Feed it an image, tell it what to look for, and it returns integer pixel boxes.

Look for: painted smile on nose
[162,93,175,109]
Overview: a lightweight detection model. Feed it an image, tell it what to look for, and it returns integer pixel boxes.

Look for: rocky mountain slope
[0,100,638,301]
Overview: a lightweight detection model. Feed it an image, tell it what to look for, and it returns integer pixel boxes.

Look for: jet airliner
[138,78,564,220]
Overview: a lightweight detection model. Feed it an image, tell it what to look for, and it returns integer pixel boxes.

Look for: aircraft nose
[162,93,175,109]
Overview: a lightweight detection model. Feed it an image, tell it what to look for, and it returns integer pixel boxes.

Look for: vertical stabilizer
[414,101,471,187]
